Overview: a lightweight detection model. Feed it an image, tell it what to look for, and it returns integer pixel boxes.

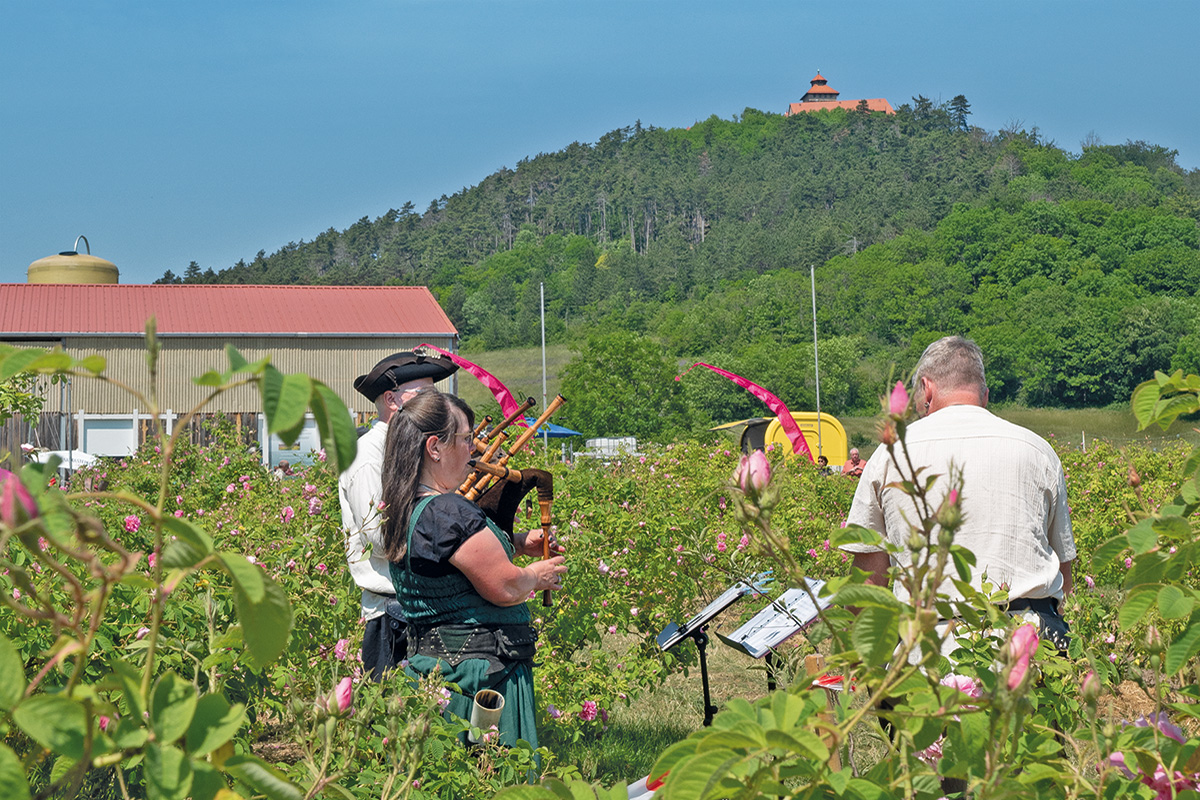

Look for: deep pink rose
[889,380,908,416]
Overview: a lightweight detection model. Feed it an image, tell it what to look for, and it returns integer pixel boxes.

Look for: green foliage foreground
[4,340,1200,799]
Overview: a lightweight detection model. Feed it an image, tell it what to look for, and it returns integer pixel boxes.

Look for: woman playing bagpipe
[380,390,567,747]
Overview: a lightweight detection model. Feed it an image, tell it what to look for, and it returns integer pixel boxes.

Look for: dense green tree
[559,331,691,441]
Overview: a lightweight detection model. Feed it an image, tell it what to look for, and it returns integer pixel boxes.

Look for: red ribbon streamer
[677,362,813,460]
[418,344,523,422]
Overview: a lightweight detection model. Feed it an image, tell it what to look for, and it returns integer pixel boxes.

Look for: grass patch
[455,344,574,412]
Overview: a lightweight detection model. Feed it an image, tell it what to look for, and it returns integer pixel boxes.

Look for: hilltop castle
[786,72,895,116]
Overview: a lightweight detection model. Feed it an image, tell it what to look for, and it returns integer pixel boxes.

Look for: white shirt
[843,405,1075,603]
[338,421,393,620]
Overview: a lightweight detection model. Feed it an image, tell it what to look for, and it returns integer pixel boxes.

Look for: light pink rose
[1007,623,1039,690]
[746,450,771,492]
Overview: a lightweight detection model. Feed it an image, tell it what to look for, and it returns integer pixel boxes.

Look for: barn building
[0,281,459,466]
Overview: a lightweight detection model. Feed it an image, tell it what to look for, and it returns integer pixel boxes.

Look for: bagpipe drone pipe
[458,394,566,607]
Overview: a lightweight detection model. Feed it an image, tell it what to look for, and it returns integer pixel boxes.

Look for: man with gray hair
[842,336,1075,650]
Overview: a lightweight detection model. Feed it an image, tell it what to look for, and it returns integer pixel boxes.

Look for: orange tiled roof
[811,73,827,83]
[0,284,458,337]
[786,98,896,116]
[803,84,840,95]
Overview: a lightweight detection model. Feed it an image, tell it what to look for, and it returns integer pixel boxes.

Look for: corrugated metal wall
[7,336,457,415]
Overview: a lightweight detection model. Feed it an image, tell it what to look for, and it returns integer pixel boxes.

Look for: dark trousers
[362,605,408,682]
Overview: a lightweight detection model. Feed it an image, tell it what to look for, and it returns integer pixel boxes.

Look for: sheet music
[657,572,772,651]
[719,579,831,658]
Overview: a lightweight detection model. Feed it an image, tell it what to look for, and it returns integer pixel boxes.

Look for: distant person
[338,351,458,681]
[816,455,832,476]
[273,459,293,480]
[841,336,1075,654]
[841,448,865,477]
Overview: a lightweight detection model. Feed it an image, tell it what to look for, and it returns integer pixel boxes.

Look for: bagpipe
[457,394,566,607]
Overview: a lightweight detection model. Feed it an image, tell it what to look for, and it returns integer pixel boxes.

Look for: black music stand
[716,578,831,691]
[656,573,771,726]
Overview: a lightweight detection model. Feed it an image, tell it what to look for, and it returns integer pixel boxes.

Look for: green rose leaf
[185,694,246,756]
[144,743,193,800]
[1118,585,1158,629]
[224,563,293,669]
[150,671,198,745]
[12,695,88,759]
[223,754,305,800]
[188,761,225,800]
[1165,611,1200,675]
[1158,585,1194,620]
[658,748,741,799]
[0,631,26,711]
[0,743,31,800]
[111,659,146,718]
[219,552,265,603]
[192,370,225,387]
[850,606,899,668]
[0,348,46,383]
[310,381,359,473]
[261,365,312,439]
[834,584,904,610]
[161,517,215,569]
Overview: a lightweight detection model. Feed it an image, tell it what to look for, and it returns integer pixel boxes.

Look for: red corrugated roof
[0,284,457,336]
[787,98,896,116]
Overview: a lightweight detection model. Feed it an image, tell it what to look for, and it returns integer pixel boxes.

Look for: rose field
[3,344,1200,799]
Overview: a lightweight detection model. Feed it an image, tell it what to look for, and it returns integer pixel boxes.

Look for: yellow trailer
[713,412,848,464]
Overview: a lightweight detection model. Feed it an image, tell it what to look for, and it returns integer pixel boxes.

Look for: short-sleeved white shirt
[842,405,1075,603]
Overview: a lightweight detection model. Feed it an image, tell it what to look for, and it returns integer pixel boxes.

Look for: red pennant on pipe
[418,344,523,422]
[677,362,814,460]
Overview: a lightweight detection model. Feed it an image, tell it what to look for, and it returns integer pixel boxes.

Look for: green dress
[391,494,538,749]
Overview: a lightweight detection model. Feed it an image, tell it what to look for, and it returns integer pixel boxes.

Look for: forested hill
[157,100,1200,418]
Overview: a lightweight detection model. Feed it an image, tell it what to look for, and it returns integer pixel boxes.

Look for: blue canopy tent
[523,418,582,438]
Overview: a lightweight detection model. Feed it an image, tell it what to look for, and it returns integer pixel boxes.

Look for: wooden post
[804,654,842,771]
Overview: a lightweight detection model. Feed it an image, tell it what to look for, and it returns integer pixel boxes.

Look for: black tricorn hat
[353,351,459,402]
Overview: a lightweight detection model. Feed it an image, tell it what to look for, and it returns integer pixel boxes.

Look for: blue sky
[3,0,1197,285]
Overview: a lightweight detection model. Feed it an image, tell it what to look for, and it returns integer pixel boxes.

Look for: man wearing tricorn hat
[338,351,458,680]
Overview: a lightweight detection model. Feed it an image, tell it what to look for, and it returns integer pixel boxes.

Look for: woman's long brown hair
[380,390,475,561]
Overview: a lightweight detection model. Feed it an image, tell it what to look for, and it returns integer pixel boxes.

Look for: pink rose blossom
[941,673,982,700]
[173,509,184,518]
[334,639,350,661]
[316,563,328,573]
[135,626,150,640]
[579,700,598,721]
[1085,575,1095,589]
[1007,623,1039,690]
[888,380,909,416]
[281,506,295,523]
[333,677,353,713]
[308,497,322,515]
[123,515,141,533]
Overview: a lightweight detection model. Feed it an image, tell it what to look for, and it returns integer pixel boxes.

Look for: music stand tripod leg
[691,628,719,727]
